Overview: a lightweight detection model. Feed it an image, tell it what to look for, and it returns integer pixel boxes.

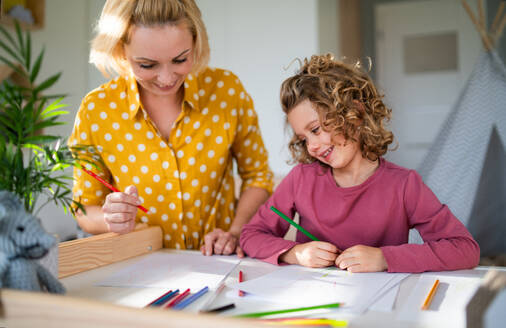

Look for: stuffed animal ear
[0,191,23,222]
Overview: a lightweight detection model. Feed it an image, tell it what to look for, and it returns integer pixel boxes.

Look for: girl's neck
[332,156,379,188]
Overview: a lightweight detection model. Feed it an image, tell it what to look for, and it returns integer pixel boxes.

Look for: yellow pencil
[421,279,440,310]
[264,318,348,327]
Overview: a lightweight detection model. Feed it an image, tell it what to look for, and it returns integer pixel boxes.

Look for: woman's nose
[157,67,175,84]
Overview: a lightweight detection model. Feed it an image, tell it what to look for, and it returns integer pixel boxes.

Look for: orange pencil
[80,167,149,213]
[239,270,245,297]
[421,279,439,310]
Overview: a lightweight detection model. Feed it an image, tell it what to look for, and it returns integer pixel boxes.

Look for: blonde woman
[69,0,273,257]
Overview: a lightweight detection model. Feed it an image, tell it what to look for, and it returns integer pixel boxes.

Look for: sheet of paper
[97,252,240,290]
[228,265,408,314]
[369,283,400,312]
[397,271,484,327]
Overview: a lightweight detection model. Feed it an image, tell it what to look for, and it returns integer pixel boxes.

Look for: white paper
[397,272,483,327]
[96,252,240,290]
[369,284,400,312]
[228,265,408,314]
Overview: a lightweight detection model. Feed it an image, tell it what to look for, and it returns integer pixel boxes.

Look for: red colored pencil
[146,289,172,306]
[80,167,149,213]
[165,288,190,308]
[239,270,245,297]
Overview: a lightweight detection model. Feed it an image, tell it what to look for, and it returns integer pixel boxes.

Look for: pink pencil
[80,167,149,213]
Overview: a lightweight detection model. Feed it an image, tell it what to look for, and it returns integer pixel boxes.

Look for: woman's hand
[200,228,244,257]
[335,245,388,272]
[101,185,140,234]
[280,242,340,268]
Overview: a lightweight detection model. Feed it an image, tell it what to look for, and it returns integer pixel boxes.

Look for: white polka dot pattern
[69,67,274,249]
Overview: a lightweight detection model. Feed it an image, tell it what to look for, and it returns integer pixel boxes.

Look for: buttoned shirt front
[69,67,273,249]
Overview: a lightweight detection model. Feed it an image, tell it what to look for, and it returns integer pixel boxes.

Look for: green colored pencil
[236,302,341,318]
[270,206,319,241]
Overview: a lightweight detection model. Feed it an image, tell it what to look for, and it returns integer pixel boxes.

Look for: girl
[240,54,480,273]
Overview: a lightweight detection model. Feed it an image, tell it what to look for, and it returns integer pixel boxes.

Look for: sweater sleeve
[380,171,480,273]
[240,166,301,265]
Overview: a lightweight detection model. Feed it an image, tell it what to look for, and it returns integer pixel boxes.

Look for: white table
[61,249,498,328]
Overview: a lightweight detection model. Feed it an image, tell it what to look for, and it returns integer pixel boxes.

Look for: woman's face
[287,99,361,169]
[124,23,194,98]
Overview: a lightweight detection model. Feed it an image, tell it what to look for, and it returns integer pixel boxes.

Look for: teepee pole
[462,0,494,51]
[490,2,505,34]
[493,13,506,44]
[478,0,486,29]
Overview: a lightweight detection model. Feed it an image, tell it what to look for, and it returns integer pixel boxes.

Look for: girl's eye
[173,58,188,64]
[311,126,320,134]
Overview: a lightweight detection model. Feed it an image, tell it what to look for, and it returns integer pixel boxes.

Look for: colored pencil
[204,303,236,313]
[270,206,319,241]
[165,288,190,308]
[199,261,240,312]
[236,302,341,318]
[263,318,348,327]
[80,167,149,213]
[173,286,209,310]
[238,270,245,297]
[421,279,440,310]
[146,289,178,307]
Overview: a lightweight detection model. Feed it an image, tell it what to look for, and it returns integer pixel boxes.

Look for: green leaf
[32,120,66,132]
[34,73,61,94]
[40,97,67,117]
[0,55,25,76]
[25,30,31,71]
[40,110,69,119]
[0,24,20,51]
[14,21,26,63]
[29,48,44,84]
[24,135,60,145]
[0,39,25,64]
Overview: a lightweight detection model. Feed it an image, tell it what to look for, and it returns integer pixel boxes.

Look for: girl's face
[287,99,362,169]
[124,23,194,98]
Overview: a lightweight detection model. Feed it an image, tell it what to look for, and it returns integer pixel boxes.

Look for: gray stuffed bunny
[0,191,65,293]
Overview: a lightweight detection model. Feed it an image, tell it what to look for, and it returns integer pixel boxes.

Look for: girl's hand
[281,242,340,268]
[335,245,388,272]
[101,185,140,234]
[201,228,245,257]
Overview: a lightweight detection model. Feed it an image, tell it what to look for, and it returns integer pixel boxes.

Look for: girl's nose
[307,137,320,153]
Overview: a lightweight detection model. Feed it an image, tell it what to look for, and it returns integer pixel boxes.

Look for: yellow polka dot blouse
[69,67,274,249]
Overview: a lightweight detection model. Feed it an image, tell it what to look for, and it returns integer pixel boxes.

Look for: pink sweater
[240,159,480,273]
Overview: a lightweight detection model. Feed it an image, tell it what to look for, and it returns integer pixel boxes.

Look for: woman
[69,0,273,257]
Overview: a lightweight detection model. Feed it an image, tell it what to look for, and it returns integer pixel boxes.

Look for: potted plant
[0,22,87,218]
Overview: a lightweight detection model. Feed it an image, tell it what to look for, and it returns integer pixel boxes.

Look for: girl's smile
[287,99,361,169]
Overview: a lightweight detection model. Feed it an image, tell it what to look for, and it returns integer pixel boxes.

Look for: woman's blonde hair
[280,54,394,165]
[90,0,210,77]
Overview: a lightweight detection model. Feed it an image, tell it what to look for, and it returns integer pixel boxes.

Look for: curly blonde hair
[280,54,394,165]
[90,0,210,78]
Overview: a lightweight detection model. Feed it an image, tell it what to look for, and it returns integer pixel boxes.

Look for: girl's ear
[353,100,366,115]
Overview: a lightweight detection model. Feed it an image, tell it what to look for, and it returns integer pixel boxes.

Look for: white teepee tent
[412,1,506,258]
